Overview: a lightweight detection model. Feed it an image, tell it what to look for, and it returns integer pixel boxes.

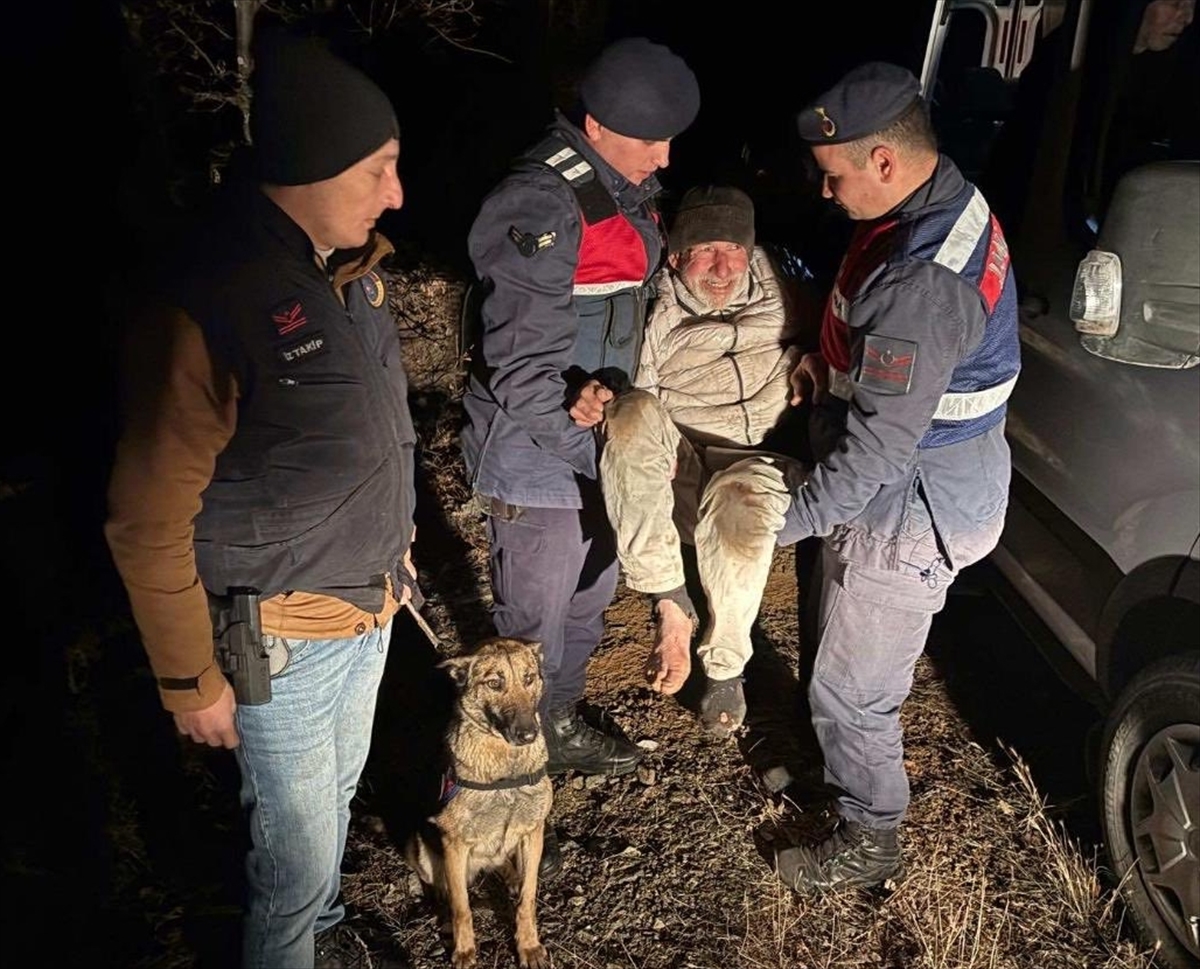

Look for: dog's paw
[519,943,549,969]
[451,945,478,969]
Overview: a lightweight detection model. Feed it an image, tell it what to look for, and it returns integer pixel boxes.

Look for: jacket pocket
[897,472,955,580]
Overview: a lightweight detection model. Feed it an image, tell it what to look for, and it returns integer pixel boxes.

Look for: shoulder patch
[508,225,556,257]
[362,270,386,308]
[858,335,917,395]
[271,298,308,336]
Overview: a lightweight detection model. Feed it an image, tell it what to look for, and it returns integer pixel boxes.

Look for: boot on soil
[544,704,643,776]
[539,823,562,880]
[698,675,746,738]
[314,922,408,968]
[775,819,906,895]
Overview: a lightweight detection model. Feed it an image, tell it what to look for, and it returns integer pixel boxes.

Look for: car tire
[1100,651,1200,969]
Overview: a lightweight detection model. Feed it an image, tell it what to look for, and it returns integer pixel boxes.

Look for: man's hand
[399,530,416,607]
[173,680,239,748]
[789,351,828,406]
[569,379,614,427]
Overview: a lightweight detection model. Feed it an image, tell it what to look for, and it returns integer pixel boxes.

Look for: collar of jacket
[881,153,969,224]
[549,110,663,211]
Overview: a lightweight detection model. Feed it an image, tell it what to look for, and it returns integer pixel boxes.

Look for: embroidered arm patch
[508,225,556,257]
[858,335,917,395]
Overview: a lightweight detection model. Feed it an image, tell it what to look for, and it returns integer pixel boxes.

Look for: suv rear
[926,2,1199,965]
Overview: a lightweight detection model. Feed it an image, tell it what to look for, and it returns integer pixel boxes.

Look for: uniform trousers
[484,481,619,715]
[809,481,1005,828]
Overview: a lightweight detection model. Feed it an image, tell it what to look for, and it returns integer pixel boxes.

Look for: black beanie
[250,32,399,186]
[669,186,755,255]
[580,37,700,140]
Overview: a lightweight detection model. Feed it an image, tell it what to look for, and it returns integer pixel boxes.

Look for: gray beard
[675,270,751,315]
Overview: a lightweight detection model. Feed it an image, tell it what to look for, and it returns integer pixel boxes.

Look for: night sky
[6,0,941,490]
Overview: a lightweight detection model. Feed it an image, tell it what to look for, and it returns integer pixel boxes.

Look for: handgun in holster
[208,586,271,706]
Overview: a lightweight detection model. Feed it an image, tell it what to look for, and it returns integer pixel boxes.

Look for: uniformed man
[460,37,700,871]
[774,62,1021,893]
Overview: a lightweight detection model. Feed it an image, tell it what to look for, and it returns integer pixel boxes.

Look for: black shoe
[539,823,563,880]
[544,705,643,776]
[698,675,746,738]
[314,923,372,969]
[775,819,905,894]
[314,922,409,969]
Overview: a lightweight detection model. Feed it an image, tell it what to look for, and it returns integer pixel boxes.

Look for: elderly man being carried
[600,185,811,737]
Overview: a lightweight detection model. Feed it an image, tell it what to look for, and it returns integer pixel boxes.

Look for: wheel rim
[1128,722,1200,959]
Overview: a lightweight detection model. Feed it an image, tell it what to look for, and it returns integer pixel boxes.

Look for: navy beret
[580,37,700,140]
[797,61,923,145]
[251,31,399,185]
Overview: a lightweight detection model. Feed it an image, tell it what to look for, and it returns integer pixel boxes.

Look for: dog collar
[439,767,548,804]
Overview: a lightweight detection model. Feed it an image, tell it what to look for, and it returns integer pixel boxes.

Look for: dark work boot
[544,705,643,776]
[313,923,372,969]
[698,675,746,738]
[775,819,905,894]
[539,823,562,880]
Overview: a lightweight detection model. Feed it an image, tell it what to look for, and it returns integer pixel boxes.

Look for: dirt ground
[5,253,1161,969]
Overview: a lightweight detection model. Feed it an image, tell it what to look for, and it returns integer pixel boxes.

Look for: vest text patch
[278,331,329,366]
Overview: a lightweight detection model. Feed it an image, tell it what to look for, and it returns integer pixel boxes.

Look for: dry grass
[33,257,1159,968]
[368,259,1157,969]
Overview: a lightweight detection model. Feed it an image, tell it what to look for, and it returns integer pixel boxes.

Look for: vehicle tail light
[1069,249,1122,336]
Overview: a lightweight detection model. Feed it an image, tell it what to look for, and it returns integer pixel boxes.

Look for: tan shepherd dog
[405,637,553,969]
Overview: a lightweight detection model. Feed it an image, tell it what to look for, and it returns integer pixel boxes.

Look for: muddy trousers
[601,390,806,680]
[810,509,1005,828]
[484,485,619,714]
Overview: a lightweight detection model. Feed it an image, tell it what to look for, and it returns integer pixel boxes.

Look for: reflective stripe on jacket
[822,182,1020,447]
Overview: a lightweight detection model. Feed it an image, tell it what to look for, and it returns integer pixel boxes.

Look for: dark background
[3,0,942,574]
[10,4,1110,966]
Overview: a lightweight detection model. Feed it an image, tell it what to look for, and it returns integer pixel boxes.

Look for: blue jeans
[234,621,391,968]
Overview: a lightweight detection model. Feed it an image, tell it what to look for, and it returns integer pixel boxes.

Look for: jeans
[235,620,391,968]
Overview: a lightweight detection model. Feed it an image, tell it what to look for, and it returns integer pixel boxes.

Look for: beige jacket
[635,246,802,448]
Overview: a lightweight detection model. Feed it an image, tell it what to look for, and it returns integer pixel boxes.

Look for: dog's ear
[439,656,472,688]
[527,641,545,673]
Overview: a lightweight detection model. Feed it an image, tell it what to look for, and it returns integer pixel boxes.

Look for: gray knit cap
[669,186,755,255]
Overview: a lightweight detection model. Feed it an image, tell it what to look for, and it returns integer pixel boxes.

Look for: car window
[934,0,1199,249]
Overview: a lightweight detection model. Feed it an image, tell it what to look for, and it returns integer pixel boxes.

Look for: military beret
[797,61,923,145]
[580,37,700,140]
